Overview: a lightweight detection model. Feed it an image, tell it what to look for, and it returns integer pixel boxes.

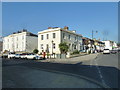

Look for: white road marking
[94,58,107,86]
[90,59,93,67]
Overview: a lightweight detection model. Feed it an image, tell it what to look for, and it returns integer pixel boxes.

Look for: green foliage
[72,50,79,54]
[59,42,69,54]
[33,49,39,54]
[47,53,50,56]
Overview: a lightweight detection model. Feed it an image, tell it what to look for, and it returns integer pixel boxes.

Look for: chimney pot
[64,26,69,30]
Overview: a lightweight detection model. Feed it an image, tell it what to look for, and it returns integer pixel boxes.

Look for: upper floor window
[53,33,56,38]
[47,34,49,39]
[79,36,82,40]
[68,35,71,40]
[22,36,24,40]
[16,37,18,41]
[75,37,77,41]
[41,35,44,40]
[12,38,14,41]
[63,33,65,39]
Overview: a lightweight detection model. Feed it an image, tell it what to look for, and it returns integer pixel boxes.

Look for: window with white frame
[53,33,56,38]
[41,44,43,49]
[16,37,18,41]
[41,35,44,40]
[75,36,77,41]
[22,36,24,40]
[16,43,18,48]
[22,42,24,48]
[46,34,49,39]
[68,35,71,40]
[63,33,65,39]
[53,43,55,49]
[74,45,77,49]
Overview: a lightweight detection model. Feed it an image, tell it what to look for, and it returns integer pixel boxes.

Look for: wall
[38,29,61,54]
[3,32,38,53]
[103,41,112,50]
[26,36,38,53]
[61,30,82,53]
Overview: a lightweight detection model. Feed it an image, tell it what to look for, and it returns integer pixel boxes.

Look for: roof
[26,32,38,37]
[38,27,82,37]
[4,30,38,38]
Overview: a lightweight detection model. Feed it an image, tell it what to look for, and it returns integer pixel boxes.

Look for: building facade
[102,40,114,50]
[82,37,105,53]
[3,30,38,53]
[38,27,83,54]
[94,39,105,52]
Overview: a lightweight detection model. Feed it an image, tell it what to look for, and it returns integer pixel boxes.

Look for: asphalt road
[82,53,119,88]
[2,53,120,88]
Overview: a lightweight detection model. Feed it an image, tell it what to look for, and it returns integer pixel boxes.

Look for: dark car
[111,50,117,54]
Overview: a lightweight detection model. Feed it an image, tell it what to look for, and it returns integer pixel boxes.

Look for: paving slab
[39,53,99,64]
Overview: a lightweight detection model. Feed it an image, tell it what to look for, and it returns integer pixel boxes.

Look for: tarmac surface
[2,53,120,88]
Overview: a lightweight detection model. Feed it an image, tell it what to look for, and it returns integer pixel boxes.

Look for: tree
[33,49,39,54]
[59,42,69,54]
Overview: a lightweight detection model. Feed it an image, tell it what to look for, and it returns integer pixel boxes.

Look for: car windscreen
[104,49,109,50]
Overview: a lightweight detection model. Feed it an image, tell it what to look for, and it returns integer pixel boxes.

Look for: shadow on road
[2,59,120,88]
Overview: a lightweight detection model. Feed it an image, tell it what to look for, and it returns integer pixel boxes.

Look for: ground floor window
[53,43,55,49]
[74,45,77,49]
[41,44,43,49]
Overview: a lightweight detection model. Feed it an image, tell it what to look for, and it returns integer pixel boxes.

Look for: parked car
[25,53,43,60]
[14,54,21,59]
[111,50,117,54]
[103,49,110,54]
[1,54,8,58]
[20,53,28,59]
[8,52,16,59]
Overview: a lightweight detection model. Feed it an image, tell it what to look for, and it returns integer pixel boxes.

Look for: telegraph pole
[91,30,98,53]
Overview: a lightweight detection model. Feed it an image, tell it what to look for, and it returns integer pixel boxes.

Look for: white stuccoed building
[102,40,115,50]
[38,27,83,54]
[3,30,38,53]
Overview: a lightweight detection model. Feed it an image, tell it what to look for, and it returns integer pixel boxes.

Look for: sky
[2,2,118,42]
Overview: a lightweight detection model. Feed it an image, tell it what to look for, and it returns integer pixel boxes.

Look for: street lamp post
[91,30,98,53]
[92,30,98,40]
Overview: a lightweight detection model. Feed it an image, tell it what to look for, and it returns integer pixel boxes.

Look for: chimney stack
[64,26,69,30]
[48,27,52,29]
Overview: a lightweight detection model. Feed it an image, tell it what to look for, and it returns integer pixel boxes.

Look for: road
[2,53,119,88]
[82,53,119,88]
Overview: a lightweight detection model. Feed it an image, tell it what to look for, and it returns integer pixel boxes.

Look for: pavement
[39,53,99,64]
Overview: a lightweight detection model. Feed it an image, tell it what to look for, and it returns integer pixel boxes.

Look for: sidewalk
[39,53,99,64]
